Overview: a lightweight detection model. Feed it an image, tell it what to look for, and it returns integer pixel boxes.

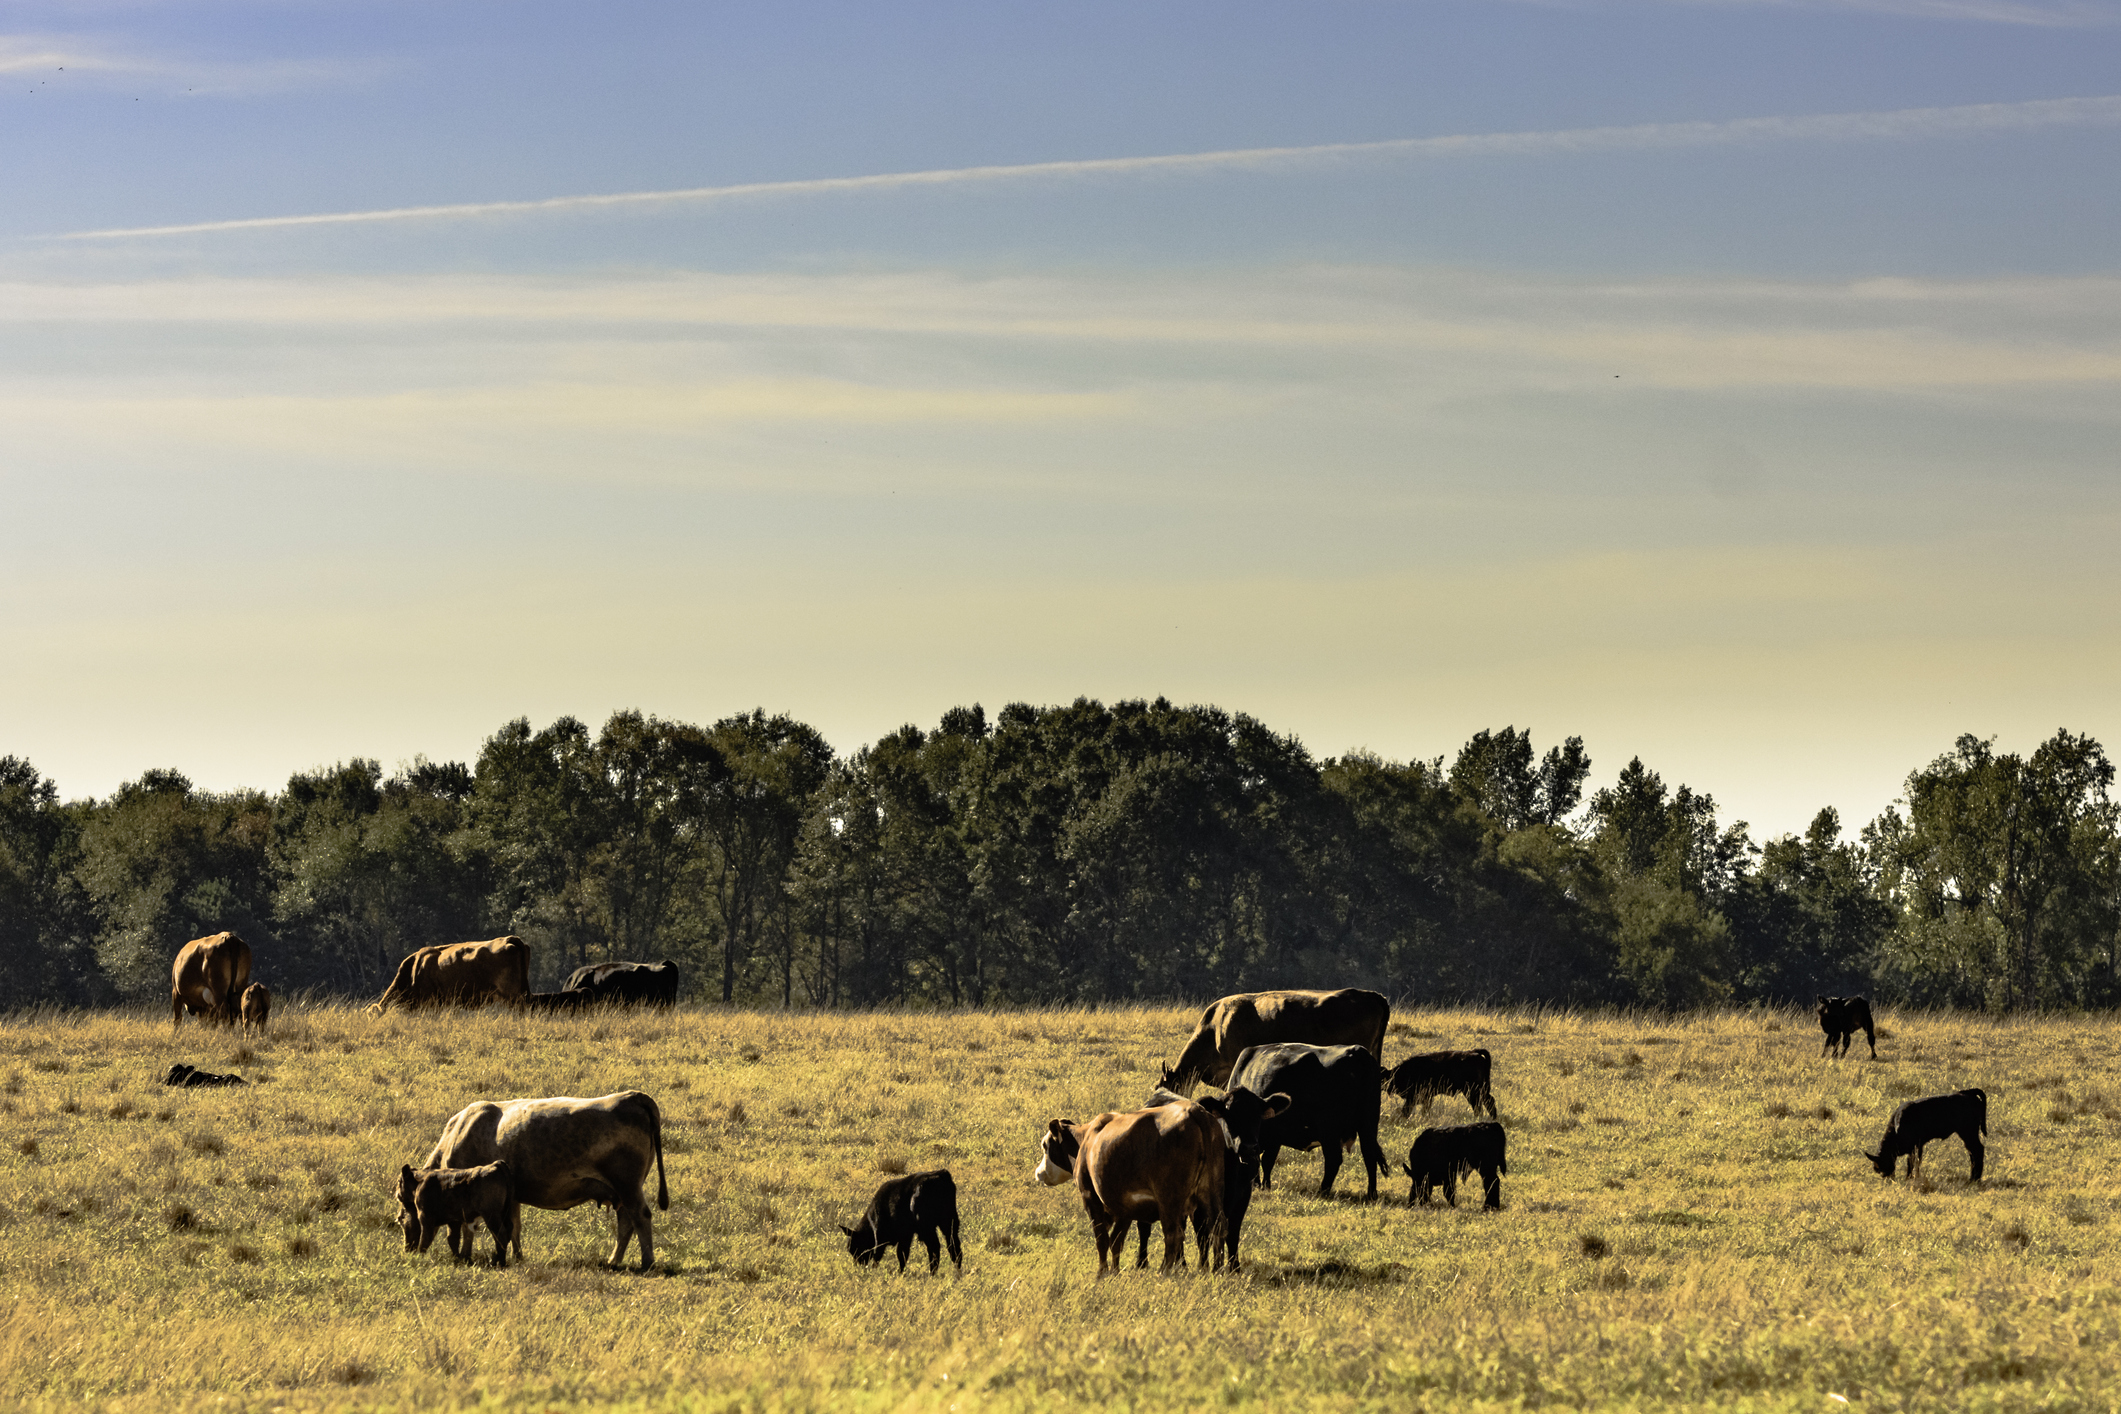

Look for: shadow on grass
[1257,1259,1404,1289]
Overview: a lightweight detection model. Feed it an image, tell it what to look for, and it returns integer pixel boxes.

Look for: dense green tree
[1587,758,1749,1008]
[700,710,833,1003]
[1728,808,1892,1003]
[1450,728,1591,831]
[0,757,101,1006]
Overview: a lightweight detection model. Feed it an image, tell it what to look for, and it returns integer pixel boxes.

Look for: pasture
[1,1002,2117,1412]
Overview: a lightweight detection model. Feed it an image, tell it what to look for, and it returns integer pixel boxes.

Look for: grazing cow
[1385,1049,1498,1119]
[1159,988,1390,1094]
[1227,1042,1389,1199]
[162,1063,245,1088]
[840,1169,963,1275]
[524,990,594,1013]
[417,1091,667,1269]
[396,1160,517,1267]
[239,983,272,1036]
[1402,1122,1508,1210]
[369,936,531,1013]
[170,932,251,1030]
[1818,996,1878,1059]
[1867,1088,1986,1184]
[563,960,681,1007]
[1044,1101,1225,1275]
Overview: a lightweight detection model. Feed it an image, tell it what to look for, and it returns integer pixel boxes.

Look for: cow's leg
[1359,1128,1387,1199]
[1864,1027,1878,1060]
[1441,1168,1458,1207]
[1133,1220,1151,1269]
[921,1225,942,1274]
[606,1202,637,1269]
[1964,1134,1984,1184]
[945,1215,963,1275]
[633,1200,655,1271]
[896,1237,914,1274]
[1157,1201,1187,1273]
[1318,1142,1343,1198]
[1481,1084,1498,1119]
[1482,1164,1502,1211]
[508,1198,524,1261]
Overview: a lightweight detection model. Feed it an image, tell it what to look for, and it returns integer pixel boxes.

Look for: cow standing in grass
[1402,1122,1508,1210]
[171,932,251,1030]
[1818,996,1877,1059]
[841,1169,963,1275]
[1385,1048,1498,1119]
[397,1161,517,1267]
[1226,1042,1388,1199]
[239,983,271,1036]
[1158,989,1390,1094]
[1867,1089,1986,1183]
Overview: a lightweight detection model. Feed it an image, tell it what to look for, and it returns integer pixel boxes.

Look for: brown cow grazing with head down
[417,1091,667,1270]
[1058,1100,1226,1276]
[369,937,530,1013]
[397,1160,517,1267]
[171,932,252,1030]
[1158,989,1390,1095]
[240,983,272,1036]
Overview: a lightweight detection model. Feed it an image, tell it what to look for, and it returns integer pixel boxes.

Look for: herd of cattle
[159,931,1991,1277]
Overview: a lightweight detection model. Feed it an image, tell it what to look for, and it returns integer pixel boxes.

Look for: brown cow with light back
[1158,988,1390,1094]
[171,932,252,1030]
[368,936,530,1013]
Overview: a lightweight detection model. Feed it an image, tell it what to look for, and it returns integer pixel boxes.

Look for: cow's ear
[1195,1095,1226,1117]
[400,1164,414,1180]
[838,1224,856,1237]
[1263,1092,1294,1120]
[1047,1119,1070,1140]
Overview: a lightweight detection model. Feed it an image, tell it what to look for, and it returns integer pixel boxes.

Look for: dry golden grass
[0,1000,2117,1411]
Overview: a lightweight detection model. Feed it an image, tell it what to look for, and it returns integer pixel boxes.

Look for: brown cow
[416,1091,667,1270]
[171,932,252,1030]
[239,983,272,1036]
[1063,1101,1225,1276]
[1158,988,1390,1094]
[368,936,530,1013]
[396,1160,518,1266]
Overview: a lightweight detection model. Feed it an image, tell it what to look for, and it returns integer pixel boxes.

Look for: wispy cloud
[0,32,385,96]
[61,93,2121,240]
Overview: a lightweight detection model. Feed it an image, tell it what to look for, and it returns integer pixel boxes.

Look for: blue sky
[3,0,2118,837]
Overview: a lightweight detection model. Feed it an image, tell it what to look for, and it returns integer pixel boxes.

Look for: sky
[2,0,2117,840]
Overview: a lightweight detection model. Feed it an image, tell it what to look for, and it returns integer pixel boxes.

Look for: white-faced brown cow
[1158,988,1390,1094]
[369,936,530,1014]
[1053,1101,1226,1276]
[416,1091,668,1269]
[171,932,252,1030]
[239,983,272,1036]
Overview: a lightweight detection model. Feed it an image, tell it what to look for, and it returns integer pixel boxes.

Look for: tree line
[1,701,2114,1012]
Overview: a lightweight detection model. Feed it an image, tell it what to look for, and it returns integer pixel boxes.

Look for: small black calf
[1384,1049,1498,1118]
[162,1063,246,1088]
[842,1169,963,1275]
[1817,995,1877,1059]
[1402,1121,1507,1211]
[1867,1088,1985,1184]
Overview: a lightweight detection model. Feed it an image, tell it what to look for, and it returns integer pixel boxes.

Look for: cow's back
[1218,989,1389,1058]
[489,1092,661,1210]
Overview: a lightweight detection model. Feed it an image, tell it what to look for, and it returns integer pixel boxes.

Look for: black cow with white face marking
[842,1169,963,1275]
[1227,1042,1387,1199]
[1817,996,1877,1059]
[1867,1088,1986,1184]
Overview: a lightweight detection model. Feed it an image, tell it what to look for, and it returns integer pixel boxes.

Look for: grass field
[2,1000,2117,1413]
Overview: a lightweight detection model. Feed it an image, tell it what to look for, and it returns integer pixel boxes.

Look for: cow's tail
[642,1092,669,1211]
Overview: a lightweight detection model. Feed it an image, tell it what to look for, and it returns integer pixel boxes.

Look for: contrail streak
[63,94,2121,240]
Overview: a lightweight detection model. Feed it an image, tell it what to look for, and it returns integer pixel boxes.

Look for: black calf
[1384,1049,1498,1118]
[1817,996,1877,1059]
[1402,1122,1508,1211]
[162,1063,246,1088]
[1867,1088,1985,1184]
[842,1169,963,1275]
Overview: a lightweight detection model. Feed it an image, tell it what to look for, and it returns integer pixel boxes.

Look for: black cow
[563,960,681,1007]
[1226,1042,1388,1199]
[1402,1122,1508,1210]
[1867,1088,1986,1184]
[162,1063,245,1088]
[1385,1049,1497,1119]
[842,1169,963,1275]
[1818,995,1877,1059]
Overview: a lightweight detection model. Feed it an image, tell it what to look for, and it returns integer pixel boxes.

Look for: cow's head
[1157,1061,1194,1096]
[838,1219,883,1265]
[1034,1119,1080,1186]
[1864,1148,1896,1178]
[395,1164,423,1249]
[1196,1087,1291,1168]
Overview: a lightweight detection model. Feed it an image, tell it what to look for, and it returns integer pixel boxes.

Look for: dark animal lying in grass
[162,1063,246,1088]
[523,990,594,1013]
[1867,1088,1985,1184]
[1402,1121,1508,1210]
[1384,1048,1498,1118]
[842,1169,962,1275]
[1817,995,1877,1059]
[396,1160,517,1266]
